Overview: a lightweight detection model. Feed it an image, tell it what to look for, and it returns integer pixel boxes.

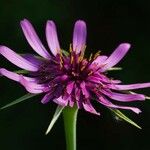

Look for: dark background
[0,0,150,150]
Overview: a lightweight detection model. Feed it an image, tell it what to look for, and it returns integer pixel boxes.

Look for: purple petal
[53,96,68,106]
[69,97,75,107]
[82,100,100,115]
[46,21,60,56]
[66,81,75,94]
[19,76,44,94]
[0,46,38,71]
[110,83,150,90]
[74,85,82,108]
[0,68,36,82]
[80,82,90,98]
[73,20,87,54]
[0,68,20,82]
[101,90,145,102]
[23,54,42,66]
[88,73,118,84]
[20,19,51,59]
[101,43,131,72]
[110,80,122,84]
[98,96,141,114]
[41,93,54,104]
[92,55,108,65]
[75,87,81,101]
[87,76,103,84]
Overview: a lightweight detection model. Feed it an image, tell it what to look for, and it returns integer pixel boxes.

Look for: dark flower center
[36,52,94,85]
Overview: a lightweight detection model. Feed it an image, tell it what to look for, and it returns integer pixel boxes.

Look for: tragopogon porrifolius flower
[1,19,150,115]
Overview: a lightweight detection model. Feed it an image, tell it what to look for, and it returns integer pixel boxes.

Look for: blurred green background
[0,0,150,150]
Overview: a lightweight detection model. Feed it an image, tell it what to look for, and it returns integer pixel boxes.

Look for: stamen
[88,70,93,76]
[69,44,72,53]
[78,55,83,63]
[76,45,87,63]
[80,45,86,58]
[81,65,86,71]
[72,72,78,77]
[59,50,63,69]
[70,54,74,64]
[88,53,93,61]
[93,51,101,60]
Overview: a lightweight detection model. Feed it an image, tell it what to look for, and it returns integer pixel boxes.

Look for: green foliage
[110,108,141,129]
[1,93,37,110]
[45,105,64,135]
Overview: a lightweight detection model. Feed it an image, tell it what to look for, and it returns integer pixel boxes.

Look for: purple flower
[1,19,150,115]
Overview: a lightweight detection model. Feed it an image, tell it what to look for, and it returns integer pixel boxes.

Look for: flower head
[1,19,150,115]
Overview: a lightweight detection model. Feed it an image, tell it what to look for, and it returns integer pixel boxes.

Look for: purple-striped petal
[69,97,75,107]
[82,100,100,115]
[101,43,131,72]
[73,20,87,54]
[19,76,44,94]
[41,93,54,104]
[110,83,150,90]
[98,96,141,114]
[46,21,60,56]
[74,84,83,109]
[92,55,108,65]
[110,79,122,84]
[0,46,38,71]
[66,81,75,94]
[80,81,90,98]
[75,87,81,101]
[20,19,51,59]
[101,90,145,102]
[23,54,42,66]
[0,68,36,82]
[53,96,68,106]
[0,68,20,82]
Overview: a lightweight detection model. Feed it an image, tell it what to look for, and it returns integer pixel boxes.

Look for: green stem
[63,106,78,150]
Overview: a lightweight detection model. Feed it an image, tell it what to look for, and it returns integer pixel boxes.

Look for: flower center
[36,53,93,85]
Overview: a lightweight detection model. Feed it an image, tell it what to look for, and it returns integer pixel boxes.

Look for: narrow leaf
[45,105,64,135]
[62,50,69,56]
[110,108,141,129]
[1,93,37,110]
[14,70,29,74]
[108,67,122,71]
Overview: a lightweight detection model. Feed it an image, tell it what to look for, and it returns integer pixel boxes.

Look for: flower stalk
[63,106,78,150]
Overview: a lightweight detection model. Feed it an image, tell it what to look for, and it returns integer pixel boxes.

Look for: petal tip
[0,46,4,53]
[75,20,86,26]
[47,20,55,26]
[46,20,60,56]
[20,18,30,25]
[0,45,7,50]
[0,46,10,54]
[74,20,86,31]
[120,43,131,50]
[73,20,87,54]
[135,108,142,114]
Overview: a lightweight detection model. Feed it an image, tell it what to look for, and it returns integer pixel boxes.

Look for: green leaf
[108,67,122,71]
[45,105,64,135]
[62,50,69,56]
[110,108,141,129]
[14,70,29,74]
[1,93,37,110]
